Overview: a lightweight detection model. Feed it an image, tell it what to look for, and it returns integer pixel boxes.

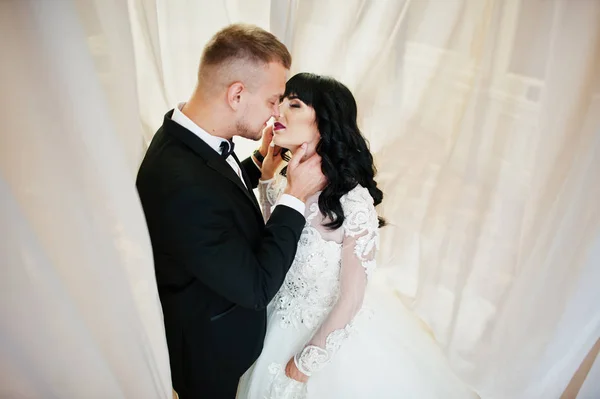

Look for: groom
[136,24,324,398]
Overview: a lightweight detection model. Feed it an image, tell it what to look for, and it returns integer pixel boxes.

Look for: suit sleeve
[241,156,261,189]
[163,186,305,310]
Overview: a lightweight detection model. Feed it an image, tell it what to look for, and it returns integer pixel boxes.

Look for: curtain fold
[1,0,171,397]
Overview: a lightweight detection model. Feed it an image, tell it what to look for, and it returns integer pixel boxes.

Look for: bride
[237,73,475,399]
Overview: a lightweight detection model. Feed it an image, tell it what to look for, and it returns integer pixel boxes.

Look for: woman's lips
[274,122,286,131]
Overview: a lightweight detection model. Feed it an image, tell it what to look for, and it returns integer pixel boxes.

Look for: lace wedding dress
[237,175,476,399]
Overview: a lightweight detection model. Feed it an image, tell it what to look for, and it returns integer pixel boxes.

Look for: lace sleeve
[293,186,379,376]
[258,174,288,222]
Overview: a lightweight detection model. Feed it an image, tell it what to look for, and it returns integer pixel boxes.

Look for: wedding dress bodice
[271,202,344,331]
[258,174,379,377]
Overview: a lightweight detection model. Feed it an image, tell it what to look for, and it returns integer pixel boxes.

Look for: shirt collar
[171,102,231,154]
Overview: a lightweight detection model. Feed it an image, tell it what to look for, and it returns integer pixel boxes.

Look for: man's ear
[226,82,244,111]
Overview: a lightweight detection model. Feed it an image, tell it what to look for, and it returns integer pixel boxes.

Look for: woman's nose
[272,103,281,118]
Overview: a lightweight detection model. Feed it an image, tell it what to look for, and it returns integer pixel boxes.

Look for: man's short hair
[200,24,291,72]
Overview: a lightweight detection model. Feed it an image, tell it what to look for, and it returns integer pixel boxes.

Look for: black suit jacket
[136,111,305,398]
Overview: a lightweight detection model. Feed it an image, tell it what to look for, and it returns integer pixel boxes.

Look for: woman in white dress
[237,73,475,399]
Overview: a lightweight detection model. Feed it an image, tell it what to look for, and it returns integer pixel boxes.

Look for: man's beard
[235,119,263,141]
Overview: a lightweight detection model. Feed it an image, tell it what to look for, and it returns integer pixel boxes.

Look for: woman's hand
[259,122,275,159]
[285,357,309,383]
[260,125,284,180]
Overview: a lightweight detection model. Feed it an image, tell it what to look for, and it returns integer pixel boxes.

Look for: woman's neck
[288,145,317,162]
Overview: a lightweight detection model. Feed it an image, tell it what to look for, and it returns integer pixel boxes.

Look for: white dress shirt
[171,103,305,216]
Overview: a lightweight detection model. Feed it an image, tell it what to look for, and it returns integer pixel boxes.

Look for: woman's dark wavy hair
[281,73,385,229]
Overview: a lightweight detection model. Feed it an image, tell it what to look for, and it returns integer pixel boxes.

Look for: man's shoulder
[137,134,212,197]
[142,127,205,168]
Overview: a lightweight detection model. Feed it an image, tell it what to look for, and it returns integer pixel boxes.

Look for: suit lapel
[163,110,262,217]
[206,155,261,215]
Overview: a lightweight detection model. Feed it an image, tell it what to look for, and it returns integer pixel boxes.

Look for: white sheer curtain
[2,0,599,398]
[129,1,600,398]
[1,0,171,397]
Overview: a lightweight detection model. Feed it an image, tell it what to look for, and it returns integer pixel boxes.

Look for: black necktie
[219,139,235,159]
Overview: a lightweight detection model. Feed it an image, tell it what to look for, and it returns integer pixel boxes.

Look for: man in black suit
[136,24,324,398]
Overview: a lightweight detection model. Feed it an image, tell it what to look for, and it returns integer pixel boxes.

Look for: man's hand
[285,357,309,383]
[284,143,326,202]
